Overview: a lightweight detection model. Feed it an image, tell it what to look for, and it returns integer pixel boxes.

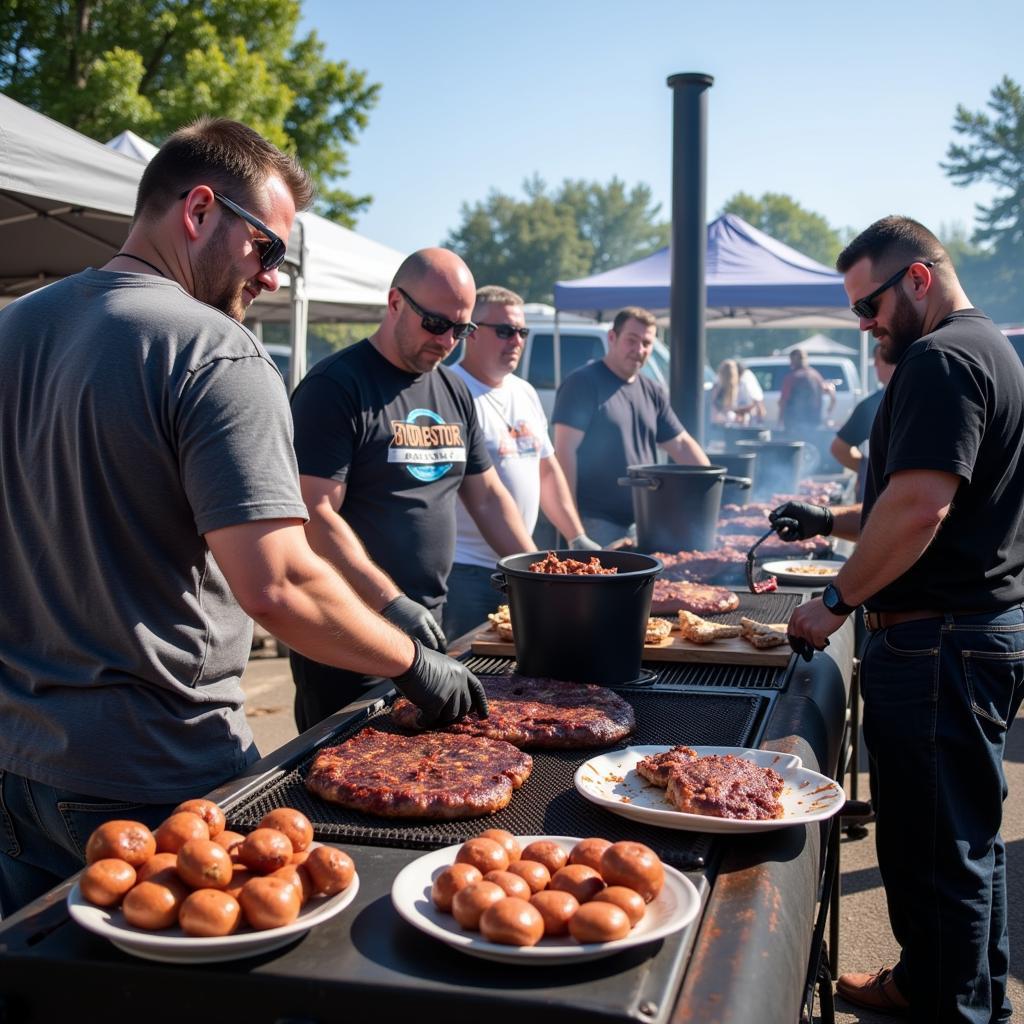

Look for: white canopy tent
[0,93,402,389]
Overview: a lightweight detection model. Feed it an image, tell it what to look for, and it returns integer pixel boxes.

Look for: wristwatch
[822,583,856,617]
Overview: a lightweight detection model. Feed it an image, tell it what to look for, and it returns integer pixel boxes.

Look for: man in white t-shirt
[444,286,599,642]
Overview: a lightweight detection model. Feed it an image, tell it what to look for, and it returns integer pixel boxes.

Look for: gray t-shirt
[0,270,308,802]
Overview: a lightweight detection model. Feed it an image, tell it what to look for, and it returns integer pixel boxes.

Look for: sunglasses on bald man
[397,287,477,342]
[476,322,531,341]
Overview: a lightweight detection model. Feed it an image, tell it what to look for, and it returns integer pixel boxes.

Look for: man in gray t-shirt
[0,118,484,917]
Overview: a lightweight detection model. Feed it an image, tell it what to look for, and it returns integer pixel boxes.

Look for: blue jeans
[444,562,503,644]
[861,607,1024,1023]
[0,770,177,918]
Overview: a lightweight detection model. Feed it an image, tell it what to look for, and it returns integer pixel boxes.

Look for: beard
[193,220,248,321]
[876,287,924,363]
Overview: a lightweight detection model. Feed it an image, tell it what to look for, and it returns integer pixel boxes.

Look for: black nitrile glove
[392,640,489,726]
[381,595,446,652]
[768,501,834,541]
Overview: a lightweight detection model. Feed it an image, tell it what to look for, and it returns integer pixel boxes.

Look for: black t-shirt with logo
[290,339,491,610]
[863,309,1024,611]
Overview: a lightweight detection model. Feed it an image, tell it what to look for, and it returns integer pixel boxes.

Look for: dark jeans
[444,562,503,644]
[289,651,383,734]
[861,607,1024,1023]
[0,770,176,918]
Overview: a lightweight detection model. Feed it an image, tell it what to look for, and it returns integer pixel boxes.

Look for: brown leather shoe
[836,966,909,1016]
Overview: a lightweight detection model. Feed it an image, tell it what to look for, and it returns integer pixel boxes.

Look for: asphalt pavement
[240,652,1024,1022]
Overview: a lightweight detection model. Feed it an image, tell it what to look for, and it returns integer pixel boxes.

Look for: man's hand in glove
[392,640,489,726]
[768,501,834,541]
[568,533,602,551]
[381,595,446,652]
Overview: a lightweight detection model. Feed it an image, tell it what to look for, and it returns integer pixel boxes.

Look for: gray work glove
[768,501,834,541]
[381,595,446,652]
[392,640,489,726]
[567,533,602,551]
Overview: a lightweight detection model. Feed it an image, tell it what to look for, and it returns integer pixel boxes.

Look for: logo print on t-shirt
[388,407,467,482]
[498,421,543,460]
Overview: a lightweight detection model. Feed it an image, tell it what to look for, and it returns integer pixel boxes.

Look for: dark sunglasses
[397,287,477,342]
[850,260,933,320]
[477,322,530,341]
[178,189,288,271]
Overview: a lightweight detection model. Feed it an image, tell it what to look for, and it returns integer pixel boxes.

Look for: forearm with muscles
[207,520,414,677]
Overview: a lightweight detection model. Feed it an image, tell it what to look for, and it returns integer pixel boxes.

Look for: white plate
[390,835,700,965]
[68,853,360,963]
[574,746,845,834]
[760,559,846,586]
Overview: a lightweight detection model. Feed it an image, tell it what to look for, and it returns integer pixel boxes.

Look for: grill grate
[227,689,766,871]
[701,589,804,626]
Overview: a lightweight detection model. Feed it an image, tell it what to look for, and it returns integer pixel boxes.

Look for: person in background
[777,347,835,432]
[444,286,599,643]
[829,343,895,499]
[288,250,536,731]
[711,358,764,425]
[0,120,484,917]
[552,306,709,546]
[780,215,1024,1022]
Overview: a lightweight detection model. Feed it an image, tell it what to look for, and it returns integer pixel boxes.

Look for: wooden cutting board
[469,623,793,668]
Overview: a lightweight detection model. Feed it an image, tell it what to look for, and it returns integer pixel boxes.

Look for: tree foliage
[0,0,379,225]
[941,76,1024,323]
[720,192,846,266]
[444,176,669,303]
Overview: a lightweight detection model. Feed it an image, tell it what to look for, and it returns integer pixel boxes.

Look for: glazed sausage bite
[259,808,314,853]
[122,880,185,930]
[480,897,545,947]
[85,820,156,867]
[239,876,302,930]
[214,830,246,857]
[178,889,241,937]
[530,889,579,937]
[80,859,137,907]
[135,852,179,885]
[599,842,664,903]
[476,828,521,863]
[176,839,233,890]
[455,837,509,874]
[451,880,505,931]
[483,870,531,900]
[506,859,551,894]
[154,812,209,855]
[519,840,567,875]
[548,864,606,903]
[432,863,482,912]
[591,886,646,927]
[568,837,612,874]
[271,864,315,905]
[237,828,293,874]
[569,901,631,943]
[304,846,355,895]
[174,799,226,838]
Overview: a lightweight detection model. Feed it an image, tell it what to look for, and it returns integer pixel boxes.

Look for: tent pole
[288,217,309,393]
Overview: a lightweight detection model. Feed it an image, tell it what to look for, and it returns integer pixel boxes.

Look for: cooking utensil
[744,526,783,594]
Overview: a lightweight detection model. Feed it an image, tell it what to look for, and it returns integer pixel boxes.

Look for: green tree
[0,0,379,225]
[720,192,846,266]
[444,175,668,302]
[942,75,1024,323]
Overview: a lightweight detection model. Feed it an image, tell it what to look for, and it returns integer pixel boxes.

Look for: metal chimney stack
[666,72,713,445]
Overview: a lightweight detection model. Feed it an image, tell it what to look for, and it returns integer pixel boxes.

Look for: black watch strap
[823,583,856,617]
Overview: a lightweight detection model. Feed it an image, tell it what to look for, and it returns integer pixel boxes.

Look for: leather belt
[863,608,984,631]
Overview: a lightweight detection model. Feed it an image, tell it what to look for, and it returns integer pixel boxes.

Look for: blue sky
[299,0,1017,258]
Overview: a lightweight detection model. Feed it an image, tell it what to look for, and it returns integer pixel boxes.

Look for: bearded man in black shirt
[780,216,1024,1023]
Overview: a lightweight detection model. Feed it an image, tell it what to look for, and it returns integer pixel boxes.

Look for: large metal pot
[491,550,662,685]
[735,440,805,500]
[618,464,751,554]
[722,425,771,448]
[708,450,758,506]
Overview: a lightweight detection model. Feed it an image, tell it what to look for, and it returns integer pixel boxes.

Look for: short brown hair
[134,117,314,220]
[473,285,523,320]
[836,215,949,279]
[612,306,657,334]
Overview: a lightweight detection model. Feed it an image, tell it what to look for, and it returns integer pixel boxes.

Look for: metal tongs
[745,519,818,662]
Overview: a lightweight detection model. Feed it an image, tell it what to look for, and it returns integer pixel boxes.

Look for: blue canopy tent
[552,212,866,414]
